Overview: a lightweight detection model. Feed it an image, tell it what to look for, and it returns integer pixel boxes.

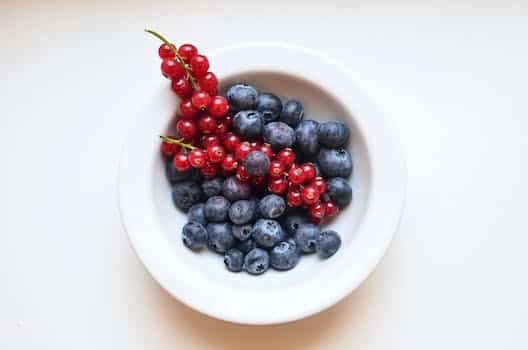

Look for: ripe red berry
[198,72,218,95]
[161,141,180,157]
[221,154,238,172]
[324,201,339,217]
[198,115,217,134]
[190,55,209,78]
[201,162,218,178]
[287,187,303,207]
[178,43,198,63]
[268,177,288,194]
[269,160,286,178]
[188,148,208,168]
[259,143,274,160]
[309,202,326,221]
[179,99,198,119]
[223,132,241,152]
[207,144,226,163]
[158,43,176,59]
[311,177,327,194]
[302,185,320,205]
[171,78,193,98]
[236,165,251,182]
[176,119,198,139]
[208,96,229,118]
[301,163,316,183]
[250,141,260,150]
[277,148,296,168]
[173,153,190,171]
[215,120,230,136]
[288,164,305,184]
[223,115,233,129]
[191,91,211,110]
[202,135,220,148]
[161,58,185,80]
[235,141,252,160]
[251,176,266,186]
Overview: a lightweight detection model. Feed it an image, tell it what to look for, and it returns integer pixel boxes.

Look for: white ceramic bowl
[118,44,406,325]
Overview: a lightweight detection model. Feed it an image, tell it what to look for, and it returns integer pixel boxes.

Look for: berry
[204,196,231,222]
[198,72,218,95]
[182,222,208,250]
[282,212,309,235]
[235,141,253,160]
[223,115,233,129]
[161,57,185,79]
[191,91,211,110]
[317,148,353,178]
[256,93,282,123]
[268,177,288,194]
[243,151,270,177]
[324,201,339,217]
[173,153,191,171]
[228,200,254,225]
[178,43,198,63]
[236,165,251,182]
[269,160,286,178]
[243,248,270,275]
[293,224,320,253]
[251,176,266,186]
[176,119,198,139]
[286,187,303,207]
[197,114,217,134]
[251,219,286,248]
[288,164,305,185]
[316,230,342,258]
[190,54,209,78]
[187,203,207,225]
[222,176,251,201]
[208,96,229,118]
[171,181,202,210]
[325,177,353,207]
[263,122,296,150]
[202,135,220,148]
[280,99,304,127]
[311,177,327,194]
[233,110,264,138]
[232,224,253,242]
[179,99,198,119]
[223,132,241,152]
[295,120,320,156]
[301,163,316,183]
[201,177,223,198]
[158,43,176,59]
[258,194,286,219]
[224,248,244,272]
[226,83,258,111]
[206,222,235,253]
[318,121,349,148]
[207,144,225,163]
[270,241,300,271]
[259,143,274,160]
[302,185,320,205]
[201,162,218,178]
[215,119,230,136]
[276,148,296,168]
[161,141,179,157]
[308,201,326,221]
[165,161,196,184]
[171,78,193,98]
[188,148,208,168]
[221,154,238,172]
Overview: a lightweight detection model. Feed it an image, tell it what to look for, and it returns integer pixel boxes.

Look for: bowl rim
[118,43,406,325]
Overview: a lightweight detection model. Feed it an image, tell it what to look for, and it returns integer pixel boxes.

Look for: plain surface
[2,0,528,349]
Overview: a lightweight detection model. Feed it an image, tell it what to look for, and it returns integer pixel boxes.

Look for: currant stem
[145,29,199,90]
[160,135,196,150]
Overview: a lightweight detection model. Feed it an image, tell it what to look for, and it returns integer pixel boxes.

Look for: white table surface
[2,1,528,349]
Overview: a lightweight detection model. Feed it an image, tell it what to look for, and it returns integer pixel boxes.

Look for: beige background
[2,1,528,349]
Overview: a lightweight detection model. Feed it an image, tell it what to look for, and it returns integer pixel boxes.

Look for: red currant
[171,78,193,99]
[301,185,320,205]
[191,91,211,110]
[202,135,220,148]
[223,115,233,129]
[161,141,180,157]
[197,115,217,134]
[251,176,266,186]
[173,153,190,171]
[161,58,185,80]
[311,177,327,194]
[277,148,296,168]
[250,141,260,150]
[198,72,218,95]
[236,165,251,182]
[208,96,229,118]
[287,187,303,207]
[259,143,274,160]
[201,162,218,178]
[235,141,252,160]
[288,164,305,184]
[158,43,176,59]
[178,43,198,63]
[215,120,229,136]
[221,154,238,172]
[223,132,241,152]
[207,144,226,163]
[190,55,209,78]
[269,160,286,178]
[188,148,208,168]
[179,99,198,119]
[324,201,339,217]
[301,163,316,183]
[176,119,198,139]
[309,202,326,221]
[268,177,288,194]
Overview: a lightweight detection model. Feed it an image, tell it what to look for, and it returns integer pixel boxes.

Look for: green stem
[160,135,196,150]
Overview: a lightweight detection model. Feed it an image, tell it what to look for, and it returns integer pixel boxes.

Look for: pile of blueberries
[165,83,353,275]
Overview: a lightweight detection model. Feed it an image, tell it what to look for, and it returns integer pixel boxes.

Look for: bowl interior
[152,70,372,290]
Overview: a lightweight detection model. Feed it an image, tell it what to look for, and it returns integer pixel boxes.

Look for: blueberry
[181,222,208,250]
[258,194,286,219]
[294,223,320,253]
[318,121,350,148]
[252,219,286,248]
[171,181,203,211]
[248,196,262,221]
[206,222,235,253]
[187,203,207,225]
[279,99,304,127]
[222,176,251,201]
[256,93,282,123]
[295,120,320,156]
[165,160,195,183]
[229,200,254,225]
[316,230,342,258]
[236,238,256,254]
[282,212,309,235]
[232,223,253,241]
[226,83,258,111]
[263,122,296,150]
[243,151,270,177]
[326,177,353,207]
[270,241,301,270]
[243,248,270,275]
[224,248,244,272]
[233,110,263,138]
[204,196,230,222]
[201,177,223,198]
[317,148,353,178]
